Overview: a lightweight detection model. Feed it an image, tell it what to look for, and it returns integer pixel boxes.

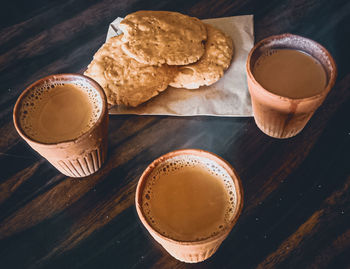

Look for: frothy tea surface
[142,154,237,242]
[19,81,102,143]
[253,49,327,99]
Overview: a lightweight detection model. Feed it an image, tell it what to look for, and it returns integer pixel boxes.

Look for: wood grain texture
[0,0,349,268]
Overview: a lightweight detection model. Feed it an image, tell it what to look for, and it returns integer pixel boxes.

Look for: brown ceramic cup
[13,74,108,177]
[246,34,337,139]
[135,149,244,263]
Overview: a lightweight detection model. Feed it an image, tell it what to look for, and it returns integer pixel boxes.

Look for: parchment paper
[107,15,254,116]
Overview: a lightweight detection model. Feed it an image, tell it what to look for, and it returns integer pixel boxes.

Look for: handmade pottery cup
[13,74,109,177]
[246,34,337,139]
[135,149,244,263]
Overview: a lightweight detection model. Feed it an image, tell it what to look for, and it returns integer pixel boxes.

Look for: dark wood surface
[1,0,350,268]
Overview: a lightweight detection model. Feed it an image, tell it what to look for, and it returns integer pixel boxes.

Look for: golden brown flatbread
[118,10,207,66]
[84,35,174,107]
[169,24,234,89]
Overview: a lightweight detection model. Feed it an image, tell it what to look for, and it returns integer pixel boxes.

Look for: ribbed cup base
[51,144,106,177]
[254,116,305,139]
[166,244,220,263]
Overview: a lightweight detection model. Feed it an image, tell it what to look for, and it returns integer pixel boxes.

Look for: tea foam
[18,78,103,143]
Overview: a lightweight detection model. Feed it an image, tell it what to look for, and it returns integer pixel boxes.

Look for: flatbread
[84,35,174,107]
[169,24,233,89]
[118,10,207,66]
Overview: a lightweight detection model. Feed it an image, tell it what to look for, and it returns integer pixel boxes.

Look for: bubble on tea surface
[141,154,237,242]
[18,77,103,143]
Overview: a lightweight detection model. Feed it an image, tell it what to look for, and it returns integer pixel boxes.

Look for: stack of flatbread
[85,10,234,107]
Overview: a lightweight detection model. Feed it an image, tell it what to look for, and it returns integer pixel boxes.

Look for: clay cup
[13,74,109,177]
[135,149,244,263]
[246,34,337,138]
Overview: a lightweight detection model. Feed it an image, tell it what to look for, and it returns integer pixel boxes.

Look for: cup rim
[135,148,244,246]
[246,33,337,102]
[13,73,108,147]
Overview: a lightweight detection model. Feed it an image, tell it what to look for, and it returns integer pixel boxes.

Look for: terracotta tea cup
[135,149,244,263]
[246,34,337,138]
[13,74,108,177]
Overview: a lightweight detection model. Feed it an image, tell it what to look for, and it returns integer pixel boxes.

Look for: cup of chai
[135,149,244,263]
[13,74,109,177]
[246,34,337,139]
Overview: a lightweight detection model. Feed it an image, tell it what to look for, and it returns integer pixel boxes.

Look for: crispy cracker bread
[119,10,207,66]
[169,24,233,89]
[84,35,174,107]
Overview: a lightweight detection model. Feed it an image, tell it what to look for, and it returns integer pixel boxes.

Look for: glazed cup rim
[246,33,337,102]
[13,73,108,147]
[135,148,244,246]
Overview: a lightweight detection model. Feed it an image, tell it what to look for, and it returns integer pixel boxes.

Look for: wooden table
[1,0,349,268]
